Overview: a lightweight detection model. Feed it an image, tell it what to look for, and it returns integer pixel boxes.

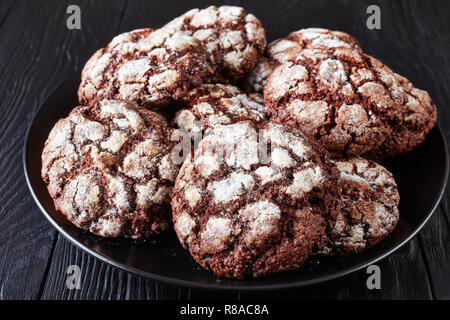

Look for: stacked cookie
[41,6,437,279]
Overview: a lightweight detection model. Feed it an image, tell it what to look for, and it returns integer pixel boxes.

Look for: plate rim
[22,73,450,292]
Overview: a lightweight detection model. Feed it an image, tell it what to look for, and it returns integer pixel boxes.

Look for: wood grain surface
[0,0,449,300]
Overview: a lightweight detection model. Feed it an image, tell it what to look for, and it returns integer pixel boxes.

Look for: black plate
[24,73,449,291]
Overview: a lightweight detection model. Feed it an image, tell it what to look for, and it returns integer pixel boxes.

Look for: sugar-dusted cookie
[171,121,340,279]
[41,100,179,238]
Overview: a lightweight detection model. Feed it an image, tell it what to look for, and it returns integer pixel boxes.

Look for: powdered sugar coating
[239,200,281,247]
[208,172,255,203]
[287,166,324,195]
[41,100,179,238]
[164,5,266,83]
[200,217,233,253]
[171,121,340,279]
[173,84,266,134]
[320,157,400,255]
[271,147,295,168]
[78,28,209,109]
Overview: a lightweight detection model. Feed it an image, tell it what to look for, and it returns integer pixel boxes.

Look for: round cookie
[264,46,437,159]
[320,157,400,255]
[244,28,361,93]
[164,5,266,83]
[78,28,210,109]
[173,84,266,134]
[41,100,179,238]
[171,121,340,279]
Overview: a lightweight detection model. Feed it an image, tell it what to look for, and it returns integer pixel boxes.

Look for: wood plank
[0,0,15,30]
[42,235,126,300]
[0,0,126,299]
[0,0,66,300]
[41,234,198,300]
[418,210,450,299]
[233,238,432,300]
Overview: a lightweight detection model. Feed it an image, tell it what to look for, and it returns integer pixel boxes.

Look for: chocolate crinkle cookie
[41,100,179,238]
[173,83,266,134]
[244,28,361,93]
[164,5,266,83]
[264,46,437,160]
[171,121,340,279]
[319,157,399,255]
[78,28,209,109]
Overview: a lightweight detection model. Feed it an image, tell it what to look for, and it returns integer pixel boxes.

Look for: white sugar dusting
[264,123,310,158]
[176,212,196,238]
[106,174,130,212]
[239,200,281,244]
[201,216,233,247]
[117,59,151,83]
[100,100,144,132]
[191,7,218,27]
[209,172,254,203]
[184,186,202,208]
[195,154,221,177]
[318,59,348,88]
[255,166,282,185]
[101,130,128,153]
[287,166,324,196]
[271,148,295,168]
[269,62,309,99]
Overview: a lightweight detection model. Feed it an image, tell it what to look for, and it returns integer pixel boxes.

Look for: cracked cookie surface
[244,28,361,93]
[78,28,210,109]
[320,157,399,255]
[41,100,179,238]
[171,121,340,279]
[164,5,266,83]
[173,83,266,134]
[362,64,437,160]
[264,46,437,159]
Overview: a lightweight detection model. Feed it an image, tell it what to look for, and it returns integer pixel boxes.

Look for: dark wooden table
[0,0,449,300]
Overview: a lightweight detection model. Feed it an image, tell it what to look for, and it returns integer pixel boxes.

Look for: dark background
[0,0,449,300]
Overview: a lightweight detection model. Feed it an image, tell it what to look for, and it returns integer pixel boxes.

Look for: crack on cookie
[164,6,266,83]
[322,157,399,255]
[79,28,210,108]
